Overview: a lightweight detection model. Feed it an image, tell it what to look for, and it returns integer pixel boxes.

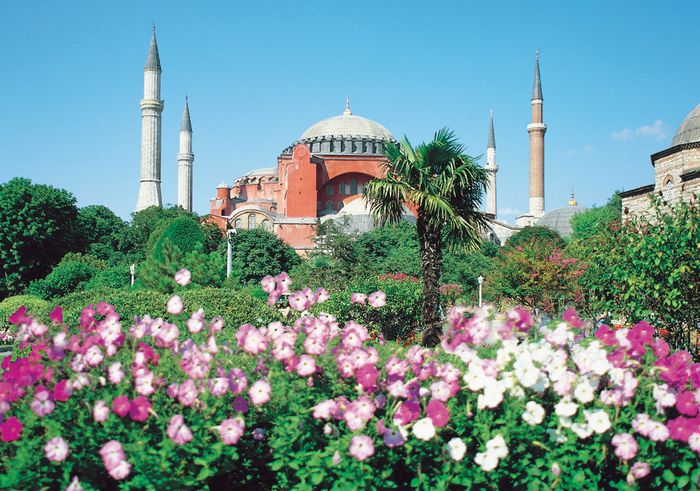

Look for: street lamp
[226,227,237,278]
[130,264,135,287]
[477,275,484,307]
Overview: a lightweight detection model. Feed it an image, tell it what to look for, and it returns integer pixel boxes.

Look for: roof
[244,167,277,176]
[532,51,542,100]
[180,98,192,132]
[300,104,393,141]
[145,27,161,71]
[536,204,588,238]
[619,184,654,199]
[672,103,700,146]
[487,110,496,149]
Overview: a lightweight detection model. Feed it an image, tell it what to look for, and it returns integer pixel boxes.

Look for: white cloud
[497,207,522,216]
[611,120,667,141]
[566,145,593,156]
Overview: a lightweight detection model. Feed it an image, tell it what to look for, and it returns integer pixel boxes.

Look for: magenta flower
[426,399,450,427]
[94,400,109,423]
[175,268,191,286]
[351,293,367,304]
[611,433,638,460]
[249,380,271,406]
[349,435,374,461]
[228,368,248,394]
[562,308,583,328]
[0,416,23,442]
[676,391,699,416]
[44,436,69,462]
[128,396,152,422]
[368,291,386,308]
[233,396,249,413]
[355,364,379,392]
[216,417,245,445]
[167,295,184,315]
[112,395,131,417]
[393,399,420,426]
[167,415,193,445]
[49,306,63,324]
[53,379,72,402]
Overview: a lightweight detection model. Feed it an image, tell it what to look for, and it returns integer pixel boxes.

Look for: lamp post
[130,264,135,287]
[477,275,484,307]
[226,227,237,278]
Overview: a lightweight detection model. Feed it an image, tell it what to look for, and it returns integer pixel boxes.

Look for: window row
[324,178,363,195]
[317,201,345,212]
[232,215,272,231]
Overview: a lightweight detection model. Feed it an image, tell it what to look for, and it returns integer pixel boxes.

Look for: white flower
[412,418,436,441]
[547,428,568,444]
[652,384,676,407]
[522,401,546,425]
[463,363,486,391]
[475,451,499,472]
[584,409,611,434]
[478,382,505,409]
[571,422,593,439]
[574,377,596,404]
[555,398,578,417]
[517,367,541,388]
[689,433,700,452]
[486,434,508,459]
[447,438,466,461]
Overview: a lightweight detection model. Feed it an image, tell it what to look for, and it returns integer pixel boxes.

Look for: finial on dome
[568,189,577,207]
[343,96,352,116]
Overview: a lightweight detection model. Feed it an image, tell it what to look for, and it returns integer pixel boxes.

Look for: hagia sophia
[134,29,699,253]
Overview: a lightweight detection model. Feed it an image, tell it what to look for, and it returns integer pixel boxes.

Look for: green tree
[354,221,420,275]
[506,225,565,249]
[0,178,80,299]
[570,192,621,241]
[151,216,206,262]
[224,228,300,284]
[441,249,496,304]
[26,259,99,300]
[364,129,488,346]
[128,206,196,260]
[77,205,130,263]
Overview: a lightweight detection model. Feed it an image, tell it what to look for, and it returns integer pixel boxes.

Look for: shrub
[84,265,132,290]
[1,273,699,490]
[0,295,49,332]
[179,288,282,331]
[312,275,423,341]
[152,216,206,262]
[225,228,301,284]
[25,260,99,300]
[56,288,168,327]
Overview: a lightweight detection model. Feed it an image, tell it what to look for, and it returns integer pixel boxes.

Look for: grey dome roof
[244,167,277,176]
[672,103,700,146]
[537,205,588,238]
[300,114,393,141]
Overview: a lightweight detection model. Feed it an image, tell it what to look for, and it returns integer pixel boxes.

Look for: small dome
[672,103,700,146]
[300,114,393,141]
[244,167,277,177]
[537,205,588,238]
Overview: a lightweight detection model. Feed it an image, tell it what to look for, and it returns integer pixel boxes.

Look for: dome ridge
[672,103,700,146]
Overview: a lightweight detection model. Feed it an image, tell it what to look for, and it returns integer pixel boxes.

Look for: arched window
[350,178,358,194]
[338,182,346,195]
[326,201,334,211]
[220,209,226,216]
[664,176,673,188]
[248,214,257,229]
[234,218,242,229]
[338,201,344,210]
[326,185,334,195]
[262,219,272,232]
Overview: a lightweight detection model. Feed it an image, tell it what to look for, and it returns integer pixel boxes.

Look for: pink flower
[167,415,193,445]
[351,293,367,304]
[676,391,699,416]
[44,436,69,462]
[249,380,271,406]
[261,275,276,293]
[99,440,126,473]
[177,379,198,407]
[30,386,55,417]
[0,416,23,442]
[296,355,317,377]
[426,399,450,427]
[112,395,130,417]
[562,308,583,328]
[84,345,104,367]
[236,325,268,355]
[216,417,245,445]
[368,291,386,308]
[175,268,191,286]
[611,433,638,460]
[253,428,266,440]
[314,288,330,303]
[288,292,312,312]
[108,460,132,480]
[383,428,406,447]
[349,435,374,461]
[187,309,205,333]
[228,368,248,394]
[209,377,229,397]
[355,364,379,392]
[128,396,152,422]
[313,400,336,420]
[108,362,124,384]
[167,295,184,315]
[93,400,110,423]
[630,461,650,479]
[65,476,83,491]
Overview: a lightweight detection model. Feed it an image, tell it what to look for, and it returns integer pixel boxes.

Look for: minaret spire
[485,111,498,218]
[527,50,546,218]
[178,97,194,211]
[136,26,164,212]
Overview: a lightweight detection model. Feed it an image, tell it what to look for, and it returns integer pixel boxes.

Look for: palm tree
[364,128,489,346]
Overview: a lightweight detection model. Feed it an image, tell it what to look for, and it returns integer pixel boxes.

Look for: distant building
[621,104,700,218]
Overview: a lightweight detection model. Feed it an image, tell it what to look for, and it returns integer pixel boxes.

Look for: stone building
[621,104,700,218]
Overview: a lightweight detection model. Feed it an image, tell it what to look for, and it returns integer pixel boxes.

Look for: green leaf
[663,470,676,484]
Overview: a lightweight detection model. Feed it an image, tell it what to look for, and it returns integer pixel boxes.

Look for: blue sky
[1,1,699,222]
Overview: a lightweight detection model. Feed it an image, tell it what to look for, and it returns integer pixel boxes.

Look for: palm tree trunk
[418,216,443,346]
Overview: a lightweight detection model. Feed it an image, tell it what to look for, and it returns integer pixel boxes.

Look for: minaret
[136,26,164,212]
[485,110,498,218]
[177,97,194,211]
[527,50,546,218]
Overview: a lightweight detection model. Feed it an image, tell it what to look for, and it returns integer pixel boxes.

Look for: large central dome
[300,113,393,141]
[282,100,394,157]
[671,103,700,146]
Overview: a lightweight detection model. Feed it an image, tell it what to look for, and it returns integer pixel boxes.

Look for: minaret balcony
[140,99,164,111]
[527,123,547,133]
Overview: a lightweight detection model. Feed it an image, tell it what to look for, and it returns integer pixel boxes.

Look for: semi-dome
[537,201,588,238]
[671,103,700,146]
[282,99,394,157]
